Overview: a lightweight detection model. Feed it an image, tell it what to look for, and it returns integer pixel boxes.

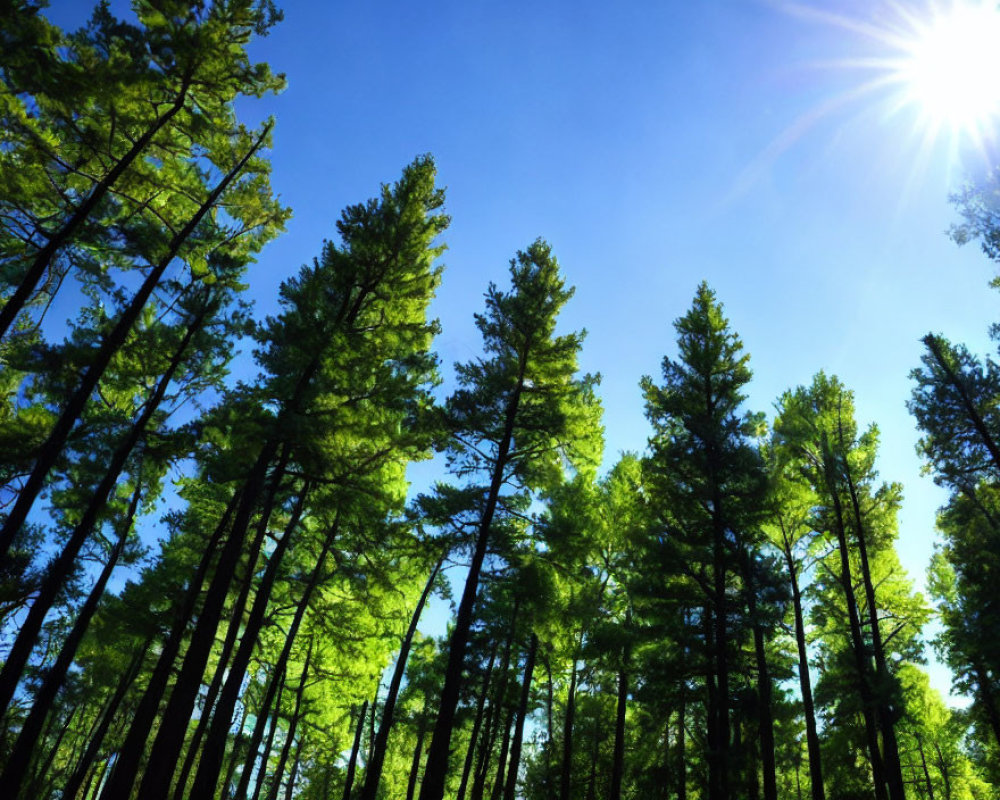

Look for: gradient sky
[50,0,1000,699]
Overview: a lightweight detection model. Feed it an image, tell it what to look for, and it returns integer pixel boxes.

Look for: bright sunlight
[895,1,1000,138]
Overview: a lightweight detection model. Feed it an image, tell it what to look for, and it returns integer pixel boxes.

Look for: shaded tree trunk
[502,632,538,800]
[609,621,630,800]
[406,719,427,800]
[457,642,499,800]
[265,640,312,800]
[342,700,370,800]
[741,549,777,800]
[360,554,444,800]
[249,668,287,800]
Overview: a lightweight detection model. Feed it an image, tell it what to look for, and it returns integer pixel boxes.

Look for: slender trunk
[457,643,499,800]
[560,638,582,800]
[173,542,259,800]
[0,124,270,562]
[677,686,687,800]
[265,641,312,800]
[933,740,951,800]
[342,700,369,800]
[781,534,825,800]
[0,71,193,341]
[489,701,517,800]
[585,724,601,800]
[187,483,310,800]
[360,554,444,800]
[709,476,730,800]
[222,701,251,800]
[916,734,935,800]
[406,719,427,800]
[609,620,630,800]
[249,668,287,800]
[237,527,338,800]
[60,636,151,800]
[702,601,720,800]
[29,702,78,797]
[840,442,906,800]
[473,619,518,800]
[418,359,527,800]
[502,632,538,800]
[2,480,142,796]
[283,738,304,800]
[822,440,889,800]
[741,549,777,800]
[0,297,210,716]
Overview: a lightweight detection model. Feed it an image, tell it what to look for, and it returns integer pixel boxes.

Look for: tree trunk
[457,642,499,800]
[187,483,310,800]
[489,702,517,800]
[283,738,304,800]
[2,480,142,796]
[360,554,444,800]
[841,449,906,800]
[249,668,287,800]
[741,549,777,800]
[406,718,427,800]
[473,620,517,800]
[0,124,270,563]
[677,686,687,800]
[237,527,338,800]
[342,700,370,800]
[710,480,730,800]
[609,622,630,800]
[0,296,211,717]
[933,740,952,800]
[821,439,889,800]
[60,635,151,800]
[418,360,528,800]
[265,641,312,800]
[780,530,825,800]
[560,640,581,800]
[916,734,935,800]
[502,632,538,800]
[0,71,193,341]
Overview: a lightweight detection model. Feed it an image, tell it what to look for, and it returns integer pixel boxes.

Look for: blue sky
[50,1,1000,698]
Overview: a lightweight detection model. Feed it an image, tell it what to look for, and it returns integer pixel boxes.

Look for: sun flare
[894,2,1000,138]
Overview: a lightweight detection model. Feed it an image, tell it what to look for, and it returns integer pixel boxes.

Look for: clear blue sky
[51,1,1000,699]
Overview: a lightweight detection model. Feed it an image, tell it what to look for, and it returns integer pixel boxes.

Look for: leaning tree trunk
[0,124,270,563]
[609,627,630,800]
[186,484,311,800]
[1,481,142,798]
[418,357,528,800]
[559,629,584,800]
[0,297,211,717]
[0,71,194,341]
[456,642,499,800]
[265,641,312,800]
[502,632,538,800]
[360,554,444,800]
[781,532,825,800]
[741,549,777,800]
[342,700,370,800]
[248,668,287,800]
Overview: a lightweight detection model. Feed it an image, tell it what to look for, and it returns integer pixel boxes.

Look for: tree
[418,240,602,800]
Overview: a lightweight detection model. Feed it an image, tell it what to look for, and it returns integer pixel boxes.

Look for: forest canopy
[2,3,1000,800]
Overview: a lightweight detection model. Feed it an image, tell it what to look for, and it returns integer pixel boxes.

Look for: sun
[893,1,1000,140]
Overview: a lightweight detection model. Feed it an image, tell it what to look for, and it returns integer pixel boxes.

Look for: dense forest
[2,3,1000,799]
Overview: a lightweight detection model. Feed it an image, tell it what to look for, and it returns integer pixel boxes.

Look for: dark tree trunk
[173,542,259,800]
[360,554,444,800]
[0,125,270,563]
[560,637,581,800]
[741,549,777,800]
[677,686,687,800]
[0,71,193,341]
[609,623,630,800]
[406,719,427,800]
[841,453,906,800]
[823,448,889,800]
[60,636,151,800]
[702,601,720,800]
[916,734,935,800]
[2,480,142,796]
[418,363,527,800]
[489,701,517,800]
[265,641,311,800]
[457,642,499,800]
[974,662,1000,749]
[933,740,952,800]
[342,700,370,800]
[585,724,601,800]
[249,668,287,800]
[781,534,825,800]
[0,297,211,717]
[188,483,310,800]
[283,738,304,800]
[502,632,538,800]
